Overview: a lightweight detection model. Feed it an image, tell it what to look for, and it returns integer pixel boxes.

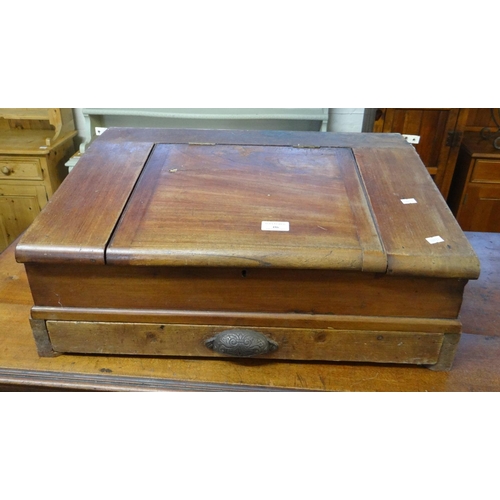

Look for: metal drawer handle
[205,329,278,357]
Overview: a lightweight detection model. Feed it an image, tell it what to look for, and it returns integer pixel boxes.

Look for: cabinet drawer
[471,159,500,183]
[0,157,43,180]
[46,321,444,365]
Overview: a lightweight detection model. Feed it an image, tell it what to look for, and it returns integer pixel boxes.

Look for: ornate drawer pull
[205,329,278,357]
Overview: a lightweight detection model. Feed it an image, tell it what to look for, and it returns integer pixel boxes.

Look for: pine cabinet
[0,109,76,252]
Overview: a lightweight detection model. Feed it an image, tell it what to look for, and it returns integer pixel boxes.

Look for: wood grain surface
[24,263,466,319]
[0,233,498,391]
[15,128,480,281]
[354,146,480,278]
[46,320,444,364]
[107,144,386,271]
[15,129,480,278]
[16,128,404,268]
[15,139,154,264]
[98,128,410,149]
[12,129,482,371]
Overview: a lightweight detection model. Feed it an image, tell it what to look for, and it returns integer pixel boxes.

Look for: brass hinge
[446,131,462,148]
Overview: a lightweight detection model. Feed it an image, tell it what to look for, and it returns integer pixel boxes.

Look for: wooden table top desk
[0,231,499,391]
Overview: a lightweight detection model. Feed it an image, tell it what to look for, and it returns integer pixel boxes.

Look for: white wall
[327,108,365,132]
[73,108,87,143]
[72,108,365,147]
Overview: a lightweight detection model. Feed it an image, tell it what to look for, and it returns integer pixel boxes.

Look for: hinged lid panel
[15,129,479,279]
[106,143,387,271]
[15,139,154,264]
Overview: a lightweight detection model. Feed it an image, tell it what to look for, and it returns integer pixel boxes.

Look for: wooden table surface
[0,231,499,391]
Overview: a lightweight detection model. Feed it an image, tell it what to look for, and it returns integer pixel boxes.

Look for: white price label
[261,221,290,232]
[426,236,444,244]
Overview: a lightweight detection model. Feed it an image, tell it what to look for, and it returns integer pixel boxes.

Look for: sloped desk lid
[106,143,386,271]
[15,128,480,279]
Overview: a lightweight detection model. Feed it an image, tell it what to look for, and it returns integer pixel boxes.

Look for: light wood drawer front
[46,321,443,365]
[0,157,43,180]
[471,159,500,183]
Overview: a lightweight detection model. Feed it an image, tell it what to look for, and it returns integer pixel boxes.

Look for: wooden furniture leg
[30,318,59,357]
[427,333,461,371]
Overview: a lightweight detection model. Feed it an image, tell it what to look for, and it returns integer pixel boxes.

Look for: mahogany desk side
[0,232,499,391]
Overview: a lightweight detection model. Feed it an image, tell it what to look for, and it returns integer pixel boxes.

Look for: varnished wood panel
[421,110,447,168]
[24,263,467,319]
[16,129,480,279]
[31,307,462,333]
[107,144,385,271]
[15,140,154,264]
[99,127,410,149]
[432,109,467,195]
[374,108,452,168]
[457,185,500,231]
[15,129,410,267]
[448,133,500,232]
[353,147,480,278]
[372,108,469,198]
[465,108,500,132]
[470,159,500,183]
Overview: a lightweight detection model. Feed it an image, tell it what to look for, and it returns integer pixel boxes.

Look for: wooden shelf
[0,108,76,143]
[0,129,77,155]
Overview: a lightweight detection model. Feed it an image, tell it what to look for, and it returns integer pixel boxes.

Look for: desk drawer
[471,159,500,183]
[0,157,43,180]
[46,320,443,365]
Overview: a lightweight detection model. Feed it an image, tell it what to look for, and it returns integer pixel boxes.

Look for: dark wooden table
[0,232,499,391]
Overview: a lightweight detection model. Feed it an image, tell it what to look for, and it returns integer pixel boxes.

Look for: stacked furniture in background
[0,109,76,252]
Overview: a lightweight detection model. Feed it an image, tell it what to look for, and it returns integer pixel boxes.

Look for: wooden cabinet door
[0,184,46,252]
[373,108,469,198]
[457,184,500,231]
